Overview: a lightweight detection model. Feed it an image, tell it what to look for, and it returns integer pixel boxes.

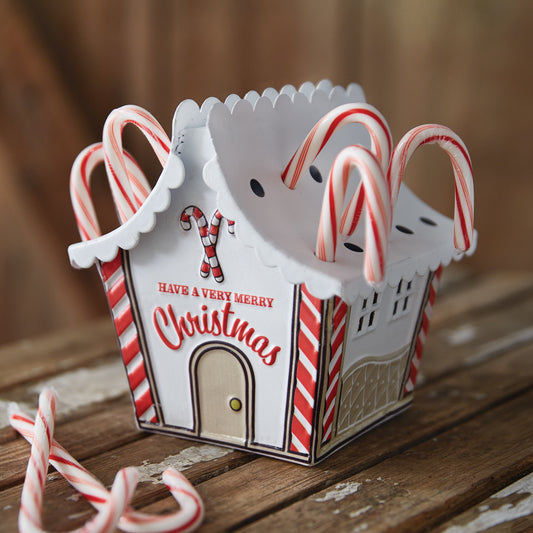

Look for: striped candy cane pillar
[101,253,158,423]
[290,284,324,455]
[322,297,348,444]
[404,267,443,394]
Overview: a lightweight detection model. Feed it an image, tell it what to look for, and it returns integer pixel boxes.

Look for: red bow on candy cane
[9,389,204,533]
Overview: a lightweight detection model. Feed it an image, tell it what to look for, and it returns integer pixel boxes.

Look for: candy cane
[388,124,474,251]
[10,391,204,533]
[12,390,137,533]
[282,103,392,190]
[103,105,171,223]
[206,210,235,268]
[70,143,151,241]
[180,206,225,283]
[316,145,391,284]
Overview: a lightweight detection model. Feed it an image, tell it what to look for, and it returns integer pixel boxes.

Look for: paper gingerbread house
[69,80,475,465]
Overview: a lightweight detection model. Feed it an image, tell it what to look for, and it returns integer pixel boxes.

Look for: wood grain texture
[238,391,533,532]
[1,271,529,531]
[0,0,531,341]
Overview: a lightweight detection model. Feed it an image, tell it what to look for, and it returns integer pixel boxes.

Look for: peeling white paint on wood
[466,326,533,366]
[0,360,128,430]
[135,444,234,483]
[28,361,129,407]
[349,504,372,519]
[442,471,533,532]
[446,324,477,346]
[314,482,362,503]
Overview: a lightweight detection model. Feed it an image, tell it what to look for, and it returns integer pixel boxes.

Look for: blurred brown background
[0,0,531,344]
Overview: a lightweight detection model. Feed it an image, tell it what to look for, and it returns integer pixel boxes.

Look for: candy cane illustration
[10,390,204,533]
[316,145,392,284]
[180,206,235,283]
[205,210,236,271]
[282,103,392,190]
[388,124,474,251]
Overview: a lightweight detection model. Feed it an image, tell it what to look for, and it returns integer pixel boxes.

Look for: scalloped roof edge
[171,79,365,139]
[68,153,185,269]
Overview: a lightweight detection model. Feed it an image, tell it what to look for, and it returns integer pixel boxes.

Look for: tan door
[196,347,248,445]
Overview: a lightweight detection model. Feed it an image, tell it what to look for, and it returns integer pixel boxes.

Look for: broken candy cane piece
[11,389,137,533]
[103,105,171,223]
[388,124,474,251]
[70,142,150,241]
[316,145,391,285]
[9,390,204,533]
[281,103,392,189]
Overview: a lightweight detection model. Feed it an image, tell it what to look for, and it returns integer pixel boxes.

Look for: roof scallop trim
[67,80,364,270]
[68,154,185,269]
[68,80,476,303]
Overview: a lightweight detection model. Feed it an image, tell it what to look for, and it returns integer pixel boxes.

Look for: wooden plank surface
[0,269,532,532]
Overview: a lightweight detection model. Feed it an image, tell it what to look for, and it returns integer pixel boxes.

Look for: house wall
[342,273,430,373]
[124,127,297,450]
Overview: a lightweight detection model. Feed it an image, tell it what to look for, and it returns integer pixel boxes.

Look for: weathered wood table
[1,269,532,532]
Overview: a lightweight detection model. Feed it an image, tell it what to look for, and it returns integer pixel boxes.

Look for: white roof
[69,81,476,303]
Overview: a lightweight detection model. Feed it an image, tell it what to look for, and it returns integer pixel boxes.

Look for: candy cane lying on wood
[282,103,392,189]
[388,124,474,251]
[11,389,138,533]
[70,143,151,241]
[10,390,204,533]
[103,105,171,223]
[316,145,391,284]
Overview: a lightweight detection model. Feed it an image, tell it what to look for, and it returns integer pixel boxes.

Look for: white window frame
[389,278,415,321]
[353,291,381,338]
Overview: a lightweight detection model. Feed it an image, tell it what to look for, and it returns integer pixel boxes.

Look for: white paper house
[69,81,475,465]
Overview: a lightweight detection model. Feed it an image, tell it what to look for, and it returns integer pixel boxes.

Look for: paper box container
[69,81,476,465]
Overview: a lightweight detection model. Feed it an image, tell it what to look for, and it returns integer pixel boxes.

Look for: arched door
[191,343,254,446]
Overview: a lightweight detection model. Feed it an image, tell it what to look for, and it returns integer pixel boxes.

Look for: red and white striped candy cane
[103,105,171,223]
[205,210,235,270]
[12,389,138,533]
[316,145,391,284]
[70,143,151,241]
[388,124,474,251]
[180,206,225,283]
[281,103,392,190]
[10,392,204,533]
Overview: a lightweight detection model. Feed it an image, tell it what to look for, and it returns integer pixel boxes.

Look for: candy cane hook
[70,143,151,241]
[388,124,474,251]
[316,145,391,284]
[10,391,204,533]
[103,105,171,223]
[203,210,235,272]
[282,103,392,190]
